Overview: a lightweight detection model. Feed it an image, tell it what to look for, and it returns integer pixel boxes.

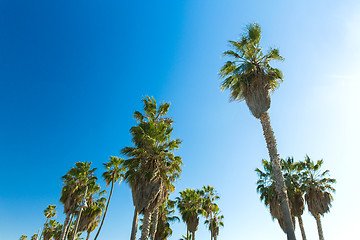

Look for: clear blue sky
[1,0,359,239]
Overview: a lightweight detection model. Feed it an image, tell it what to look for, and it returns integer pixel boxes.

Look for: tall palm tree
[256,159,295,233]
[93,156,125,240]
[220,22,295,240]
[176,189,205,240]
[199,186,221,240]
[299,156,335,240]
[122,96,182,240]
[59,162,97,240]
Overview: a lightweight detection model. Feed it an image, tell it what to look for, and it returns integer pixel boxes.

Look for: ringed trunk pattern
[140,209,152,240]
[297,215,307,240]
[259,112,296,240]
[314,214,324,240]
[130,207,139,240]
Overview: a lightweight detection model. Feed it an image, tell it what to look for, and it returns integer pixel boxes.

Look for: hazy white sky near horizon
[1,0,359,240]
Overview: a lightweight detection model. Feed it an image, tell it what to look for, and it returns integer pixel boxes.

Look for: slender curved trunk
[192,231,195,240]
[40,219,49,240]
[140,209,152,240]
[64,214,74,240]
[314,214,324,240]
[150,208,159,240]
[297,215,307,240]
[259,112,296,240]
[93,179,115,240]
[60,213,71,240]
[86,230,91,240]
[130,207,139,240]
[210,211,213,240]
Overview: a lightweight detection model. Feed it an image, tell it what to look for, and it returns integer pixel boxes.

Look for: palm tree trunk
[93,180,114,240]
[187,228,189,240]
[259,112,296,240]
[40,219,49,240]
[192,231,195,240]
[64,214,74,240]
[60,213,71,240]
[130,207,139,240]
[314,214,324,240]
[140,209,152,240]
[86,230,91,240]
[150,208,159,240]
[297,215,307,240]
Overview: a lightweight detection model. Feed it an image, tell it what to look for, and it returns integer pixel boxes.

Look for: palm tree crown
[122,96,182,240]
[219,22,284,118]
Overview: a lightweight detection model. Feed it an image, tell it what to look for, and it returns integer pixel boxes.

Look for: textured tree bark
[130,207,139,240]
[60,213,71,240]
[94,179,114,240]
[140,209,152,240]
[259,112,296,240]
[192,231,195,240]
[150,208,159,240]
[297,215,307,240]
[314,214,324,240]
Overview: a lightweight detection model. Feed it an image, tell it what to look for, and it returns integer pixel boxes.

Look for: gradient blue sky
[1,0,359,239]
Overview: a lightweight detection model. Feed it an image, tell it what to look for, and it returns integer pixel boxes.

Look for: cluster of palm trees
[21,97,223,240]
[176,186,224,240]
[256,156,335,240]
[219,22,336,240]
[20,21,336,240]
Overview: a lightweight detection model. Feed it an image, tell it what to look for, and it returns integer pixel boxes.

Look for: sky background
[1,0,359,239]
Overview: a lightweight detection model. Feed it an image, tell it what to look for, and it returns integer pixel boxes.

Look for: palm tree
[256,159,295,233]
[153,199,180,240]
[220,22,295,240]
[40,205,57,239]
[299,156,335,240]
[59,162,97,240]
[204,207,224,240]
[43,219,62,240]
[282,157,307,240]
[93,156,125,240]
[20,235,27,240]
[139,198,180,240]
[30,234,38,240]
[122,96,182,240]
[199,186,221,240]
[78,194,107,240]
[176,189,205,240]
